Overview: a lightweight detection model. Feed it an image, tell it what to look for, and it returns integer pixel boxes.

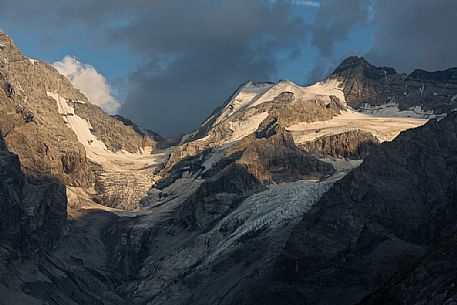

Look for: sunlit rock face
[0,31,160,210]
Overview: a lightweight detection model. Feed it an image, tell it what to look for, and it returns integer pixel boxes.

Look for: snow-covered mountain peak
[304,78,347,104]
[189,78,347,146]
[214,81,274,125]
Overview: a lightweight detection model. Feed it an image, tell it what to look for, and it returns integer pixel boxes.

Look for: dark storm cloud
[366,0,457,73]
[308,0,457,78]
[1,0,306,135]
[312,0,369,56]
[306,0,370,82]
[111,0,306,135]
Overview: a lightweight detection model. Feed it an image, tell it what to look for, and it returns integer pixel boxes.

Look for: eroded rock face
[299,129,379,159]
[112,114,164,143]
[248,91,346,129]
[0,33,94,186]
[176,162,265,230]
[227,117,335,183]
[0,31,156,188]
[238,111,457,305]
[331,56,457,114]
[3,122,92,186]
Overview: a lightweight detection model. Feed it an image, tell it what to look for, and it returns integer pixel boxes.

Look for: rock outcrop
[330,56,457,115]
[0,138,67,258]
[299,129,379,159]
[112,114,165,143]
[226,116,335,183]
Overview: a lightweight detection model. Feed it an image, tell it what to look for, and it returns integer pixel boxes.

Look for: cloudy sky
[0,0,455,135]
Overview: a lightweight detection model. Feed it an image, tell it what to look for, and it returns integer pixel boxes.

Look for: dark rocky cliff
[238,111,457,305]
[0,138,67,259]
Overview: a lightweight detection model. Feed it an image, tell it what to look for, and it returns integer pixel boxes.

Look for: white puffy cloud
[52,56,120,114]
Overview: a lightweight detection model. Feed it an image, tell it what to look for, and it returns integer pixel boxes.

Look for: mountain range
[1,30,457,305]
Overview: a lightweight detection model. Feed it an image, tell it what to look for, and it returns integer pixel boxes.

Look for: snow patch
[215,81,273,124]
[227,111,269,142]
[47,91,108,153]
[303,78,346,104]
[201,146,228,173]
[179,133,192,144]
[287,108,428,143]
[47,91,164,170]
[359,102,439,119]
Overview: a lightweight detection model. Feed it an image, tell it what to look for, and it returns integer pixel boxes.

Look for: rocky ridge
[0,31,164,211]
[330,56,457,115]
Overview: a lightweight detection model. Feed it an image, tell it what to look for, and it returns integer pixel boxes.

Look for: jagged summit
[332,55,457,82]
[193,54,457,152]
[328,55,457,114]
[330,56,397,79]
[409,66,457,81]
